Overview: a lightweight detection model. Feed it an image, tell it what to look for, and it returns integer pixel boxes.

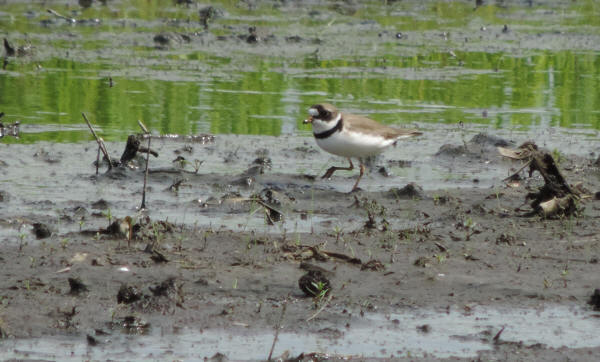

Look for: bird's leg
[350,162,366,192]
[321,158,354,179]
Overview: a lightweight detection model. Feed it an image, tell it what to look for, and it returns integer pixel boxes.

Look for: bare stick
[95,146,100,175]
[267,298,288,361]
[530,254,589,263]
[137,120,149,134]
[493,326,505,344]
[139,120,151,209]
[502,160,531,182]
[82,112,113,170]
[47,8,76,23]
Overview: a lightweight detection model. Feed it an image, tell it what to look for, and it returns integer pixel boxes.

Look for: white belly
[316,129,396,158]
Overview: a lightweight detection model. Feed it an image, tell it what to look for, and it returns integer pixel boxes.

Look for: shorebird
[304,103,422,191]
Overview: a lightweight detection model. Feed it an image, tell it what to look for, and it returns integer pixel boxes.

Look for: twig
[82,112,113,170]
[530,255,589,263]
[434,242,447,252]
[267,298,288,361]
[139,120,151,209]
[138,146,158,157]
[502,160,531,182]
[47,8,76,23]
[306,293,333,321]
[95,146,100,175]
[493,326,505,344]
[137,120,149,134]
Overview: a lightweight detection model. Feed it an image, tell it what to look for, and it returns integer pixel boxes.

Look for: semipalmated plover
[304,103,422,191]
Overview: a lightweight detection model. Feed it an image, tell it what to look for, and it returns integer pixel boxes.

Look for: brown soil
[1,131,599,360]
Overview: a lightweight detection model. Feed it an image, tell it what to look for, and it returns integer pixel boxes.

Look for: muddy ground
[1,127,599,360]
[2,0,600,360]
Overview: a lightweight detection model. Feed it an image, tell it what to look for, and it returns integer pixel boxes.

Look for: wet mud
[2,0,600,360]
[1,126,600,360]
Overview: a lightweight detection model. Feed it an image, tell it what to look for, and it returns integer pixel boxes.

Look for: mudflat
[0,127,599,360]
[1,0,600,359]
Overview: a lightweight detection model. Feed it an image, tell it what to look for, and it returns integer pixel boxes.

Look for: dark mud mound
[386,182,425,200]
[435,132,513,162]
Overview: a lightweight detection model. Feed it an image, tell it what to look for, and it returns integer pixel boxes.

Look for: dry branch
[499,142,580,217]
[138,120,151,209]
[82,112,113,170]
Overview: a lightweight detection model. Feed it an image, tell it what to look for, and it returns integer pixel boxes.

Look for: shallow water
[1,304,598,360]
[0,125,597,241]
[1,0,599,144]
[0,121,600,242]
[1,4,600,358]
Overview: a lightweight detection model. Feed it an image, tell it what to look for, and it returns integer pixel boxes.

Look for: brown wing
[343,113,422,140]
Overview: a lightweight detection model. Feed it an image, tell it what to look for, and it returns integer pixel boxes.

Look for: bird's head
[303,103,339,124]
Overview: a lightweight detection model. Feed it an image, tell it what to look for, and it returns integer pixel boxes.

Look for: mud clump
[153,32,191,48]
[298,263,333,297]
[417,324,432,334]
[147,278,184,307]
[117,285,143,304]
[68,277,89,296]
[435,143,468,158]
[199,6,224,29]
[148,277,177,297]
[387,183,424,200]
[470,133,512,147]
[299,270,331,297]
[32,223,51,239]
[435,132,513,160]
[107,316,150,335]
[91,199,109,210]
[86,334,99,346]
[588,289,600,311]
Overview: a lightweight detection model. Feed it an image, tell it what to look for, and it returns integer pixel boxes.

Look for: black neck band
[314,117,343,139]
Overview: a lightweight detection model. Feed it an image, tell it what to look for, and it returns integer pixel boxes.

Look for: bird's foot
[321,167,337,179]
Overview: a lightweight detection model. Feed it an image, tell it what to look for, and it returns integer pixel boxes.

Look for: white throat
[312,112,341,134]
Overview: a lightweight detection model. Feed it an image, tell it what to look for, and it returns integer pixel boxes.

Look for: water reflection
[0,0,599,143]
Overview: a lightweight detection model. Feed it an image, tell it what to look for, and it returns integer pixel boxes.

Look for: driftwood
[526,152,576,213]
[120,135,140,164]
[119,134,159,164]
[499,142,579,217]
